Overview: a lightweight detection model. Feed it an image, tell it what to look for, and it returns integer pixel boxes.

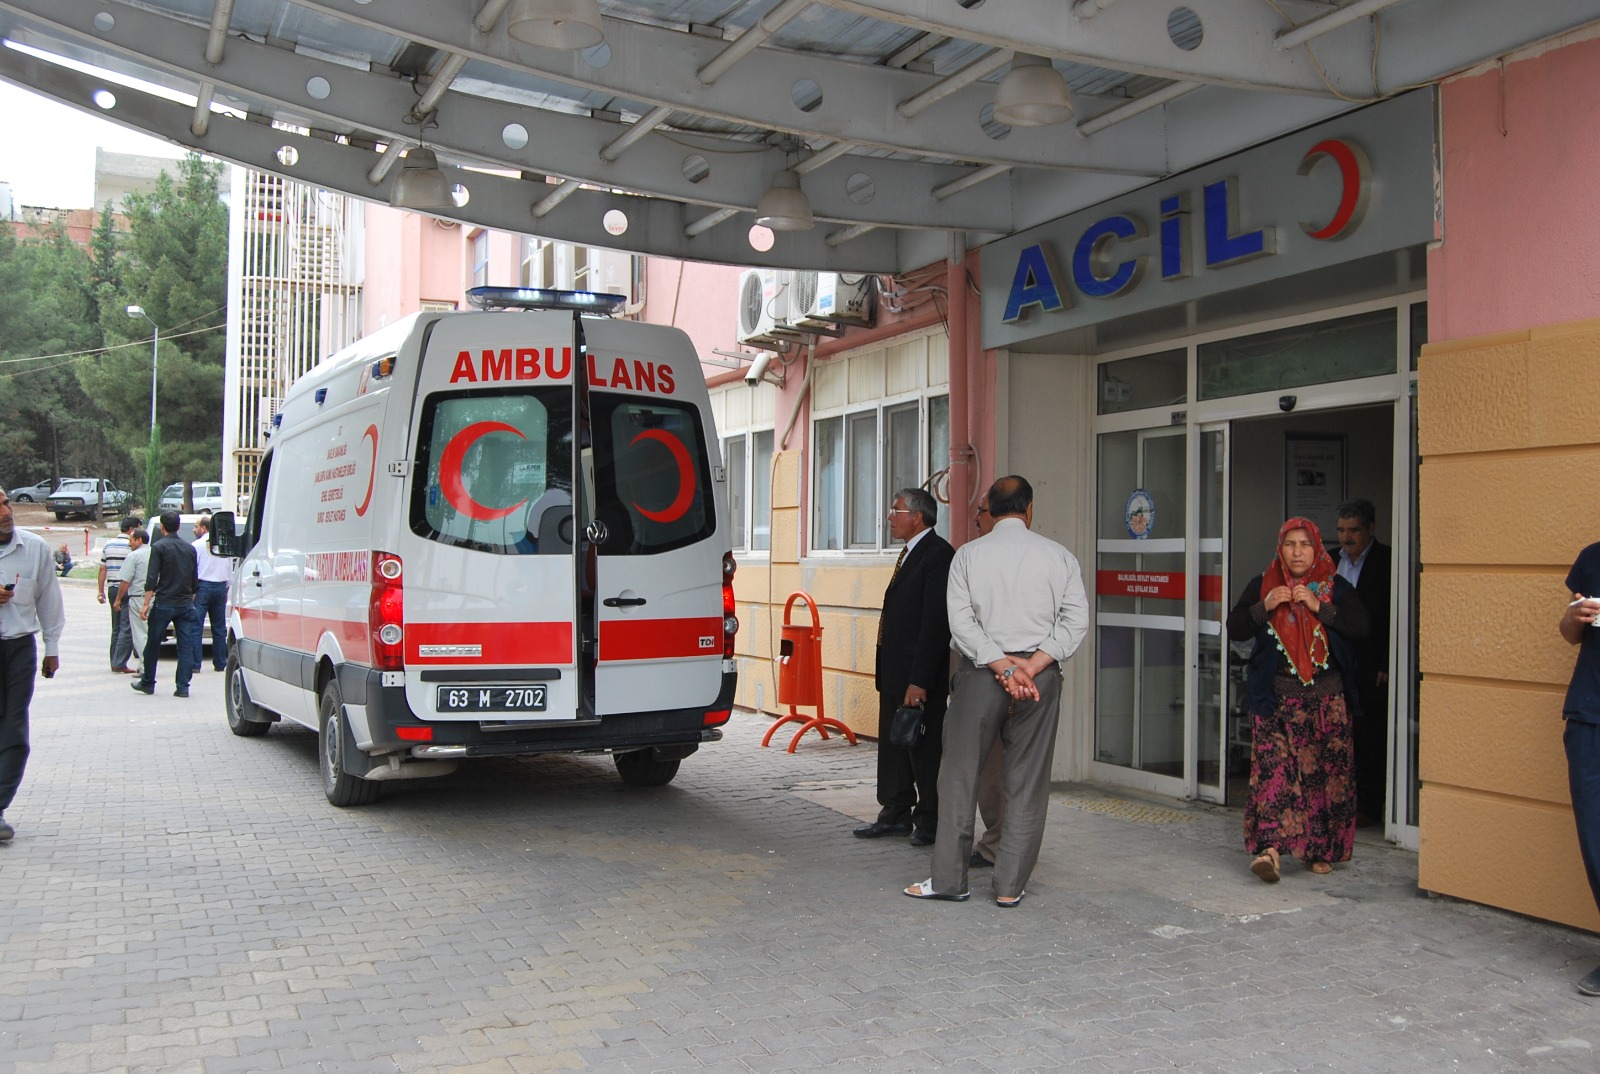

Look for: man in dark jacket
[131,511,199,699]
[1336,499,1392,825]
[855,487,954,846]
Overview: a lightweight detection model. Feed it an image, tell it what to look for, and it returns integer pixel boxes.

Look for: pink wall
[643,260,743,363]
[1429,33,1600,342]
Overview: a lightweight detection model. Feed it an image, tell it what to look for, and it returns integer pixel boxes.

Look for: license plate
[435,685,548,712]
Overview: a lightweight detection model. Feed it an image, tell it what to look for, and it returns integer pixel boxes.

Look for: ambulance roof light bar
[466,286,628,315]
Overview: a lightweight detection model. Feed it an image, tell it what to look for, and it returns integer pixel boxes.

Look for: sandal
[1309,861,1333,875]
[1250,847,1281,883]
[904,878,970,901]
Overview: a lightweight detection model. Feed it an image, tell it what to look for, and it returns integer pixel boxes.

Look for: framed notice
[1283,435,1345,543]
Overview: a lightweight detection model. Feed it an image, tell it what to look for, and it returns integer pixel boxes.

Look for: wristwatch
[1002,667,1015,680]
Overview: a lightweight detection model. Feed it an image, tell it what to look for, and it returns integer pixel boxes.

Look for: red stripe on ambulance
[599,617,724,662]
[406,621,573,664]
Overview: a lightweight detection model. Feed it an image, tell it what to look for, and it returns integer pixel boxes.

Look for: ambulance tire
[320,681,381,807]
[225,648,269,737]
[613,750,681,787]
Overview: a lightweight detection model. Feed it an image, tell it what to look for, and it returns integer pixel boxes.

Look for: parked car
[158,482,226,513]
[7,479,55,503]
[46,478,129,520]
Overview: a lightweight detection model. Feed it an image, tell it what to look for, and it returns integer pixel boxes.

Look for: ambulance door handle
[603,596,647,608]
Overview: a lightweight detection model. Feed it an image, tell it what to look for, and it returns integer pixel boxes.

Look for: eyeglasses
[975,506,990,516]
[886,508,914,516]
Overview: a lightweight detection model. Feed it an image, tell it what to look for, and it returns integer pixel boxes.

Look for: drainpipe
[946,233,973,544]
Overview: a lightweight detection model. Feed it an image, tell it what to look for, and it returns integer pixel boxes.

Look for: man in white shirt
[98,514,141,672]
[0,490,66,841]
[191,515,234,672]
[115,528,152,672]
[905,475,1088,907]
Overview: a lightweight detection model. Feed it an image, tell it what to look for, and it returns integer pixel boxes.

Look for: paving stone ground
[3,583,1598,1073]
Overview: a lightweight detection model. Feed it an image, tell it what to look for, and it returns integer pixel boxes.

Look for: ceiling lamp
[507,0,605,50]
[755,169,813,232]
[994,54,1074,127]
[389,148,453,209]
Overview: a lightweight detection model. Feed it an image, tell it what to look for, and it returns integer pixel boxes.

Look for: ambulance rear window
[587,393,715,555]
[410,388,574,555]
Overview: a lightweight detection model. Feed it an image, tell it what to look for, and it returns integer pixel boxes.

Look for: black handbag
[888,704,924,748]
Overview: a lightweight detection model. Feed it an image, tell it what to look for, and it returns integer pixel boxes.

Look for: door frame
[1087,293,1422,848]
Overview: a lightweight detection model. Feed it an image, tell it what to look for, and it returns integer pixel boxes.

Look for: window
[410,388,573,556]
[809,332,950,552]
[722,429,774,553]
[812,397,948,551]
[586,393,716,556]
[471,230,489,288]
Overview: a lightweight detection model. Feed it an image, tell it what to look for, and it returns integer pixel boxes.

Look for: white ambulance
[210,288,738,805]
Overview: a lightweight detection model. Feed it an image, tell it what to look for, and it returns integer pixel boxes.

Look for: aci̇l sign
[1002,138,1371,324]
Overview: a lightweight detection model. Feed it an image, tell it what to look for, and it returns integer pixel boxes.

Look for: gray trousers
[931,656,1062,899]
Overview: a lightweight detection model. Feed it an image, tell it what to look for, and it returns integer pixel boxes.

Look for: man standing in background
[131,511,199,699]
[1336,498,1392,825]
[1558,554,1600,997]
[856,488,953,847]
[98,514,142,674]
[190,515,231,673]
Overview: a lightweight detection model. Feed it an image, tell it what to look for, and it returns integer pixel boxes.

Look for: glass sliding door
[1094,427,1188,790]
[1195,426,1228,802]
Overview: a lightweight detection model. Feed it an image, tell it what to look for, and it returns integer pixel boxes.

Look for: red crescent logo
[354,424,379,517]
[630,429,695,524]
[1298,138,1370,241]
[440,421,529,521]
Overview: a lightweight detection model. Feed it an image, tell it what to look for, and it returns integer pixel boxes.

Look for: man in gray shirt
[905,475,1088,906]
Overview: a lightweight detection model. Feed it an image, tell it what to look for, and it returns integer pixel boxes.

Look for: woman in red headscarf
[1226,517,1370,881]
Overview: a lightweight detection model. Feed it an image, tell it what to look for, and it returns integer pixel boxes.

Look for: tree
[77,153,228,497]
[0,219,125,485]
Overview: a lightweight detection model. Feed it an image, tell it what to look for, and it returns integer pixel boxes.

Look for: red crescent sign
[440,421,529,521]
[354,424,379,517]
[630,429,695,523]
[1298,138,1370,241]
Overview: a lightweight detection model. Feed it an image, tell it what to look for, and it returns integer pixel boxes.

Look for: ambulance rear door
[401,312,582,722]
[580,319,726,716]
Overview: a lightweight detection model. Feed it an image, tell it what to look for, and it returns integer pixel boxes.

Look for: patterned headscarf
[1261,516,1337,685]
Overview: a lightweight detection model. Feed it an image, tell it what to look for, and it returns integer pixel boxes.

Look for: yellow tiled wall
[728,449,896,739]
[1417,318,1600,932]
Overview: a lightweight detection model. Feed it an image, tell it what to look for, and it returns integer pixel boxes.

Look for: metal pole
[150,324,159,435]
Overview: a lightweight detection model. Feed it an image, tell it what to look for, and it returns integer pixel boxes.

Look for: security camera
[1279,394,1297,412]
[745,352,774,386]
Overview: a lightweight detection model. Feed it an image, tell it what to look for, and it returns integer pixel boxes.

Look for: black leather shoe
[969,851,994,868]
[174,688,190,698]
[130,681,155,695]
[853,821,912,839]
[909,829,935,847]
[1579,963,1600,997]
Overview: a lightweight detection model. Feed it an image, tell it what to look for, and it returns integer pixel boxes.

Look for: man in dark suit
[855,487,954,846]
[1336,498,1392,825]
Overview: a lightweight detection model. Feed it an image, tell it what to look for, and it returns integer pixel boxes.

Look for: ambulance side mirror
[209,510,241,558]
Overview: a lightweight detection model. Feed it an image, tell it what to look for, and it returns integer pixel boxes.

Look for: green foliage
[2,153,226,493]
[144,423,164,515]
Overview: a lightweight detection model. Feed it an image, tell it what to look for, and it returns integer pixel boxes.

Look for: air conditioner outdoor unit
[736,268,793,348]
[789,271,875,331]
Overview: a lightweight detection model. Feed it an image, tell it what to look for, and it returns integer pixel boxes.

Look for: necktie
[877,544,909,645]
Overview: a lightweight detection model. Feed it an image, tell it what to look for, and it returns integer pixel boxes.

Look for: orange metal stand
[761,590,858,753]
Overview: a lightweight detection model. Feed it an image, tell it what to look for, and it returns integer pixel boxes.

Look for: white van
[210,288,738,805]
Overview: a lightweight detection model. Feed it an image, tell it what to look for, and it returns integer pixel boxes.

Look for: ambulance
[210,288,738,805]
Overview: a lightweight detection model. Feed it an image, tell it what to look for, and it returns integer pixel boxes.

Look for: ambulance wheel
[613,750,680,787]
[320,681,380,807]
[225,649,269,737]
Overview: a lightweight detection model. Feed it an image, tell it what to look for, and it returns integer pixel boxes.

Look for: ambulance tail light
[722,552,739,659]
[370,552,405,670]
[703,708,731,728]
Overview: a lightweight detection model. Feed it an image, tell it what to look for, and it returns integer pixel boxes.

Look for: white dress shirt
[1337,541,1371,587]
[193,535,234,584]
[947,517,1089,668]
[0,528,67,657]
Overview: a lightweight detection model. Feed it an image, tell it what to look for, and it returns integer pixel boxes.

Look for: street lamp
[125,305,158,435]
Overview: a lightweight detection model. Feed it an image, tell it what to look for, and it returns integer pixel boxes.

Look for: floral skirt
[1244,689,1356,865]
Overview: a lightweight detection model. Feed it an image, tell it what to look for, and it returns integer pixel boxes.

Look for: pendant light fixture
[506,0,605,51]
[389,147,453,209]
[994,53,1074,127]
